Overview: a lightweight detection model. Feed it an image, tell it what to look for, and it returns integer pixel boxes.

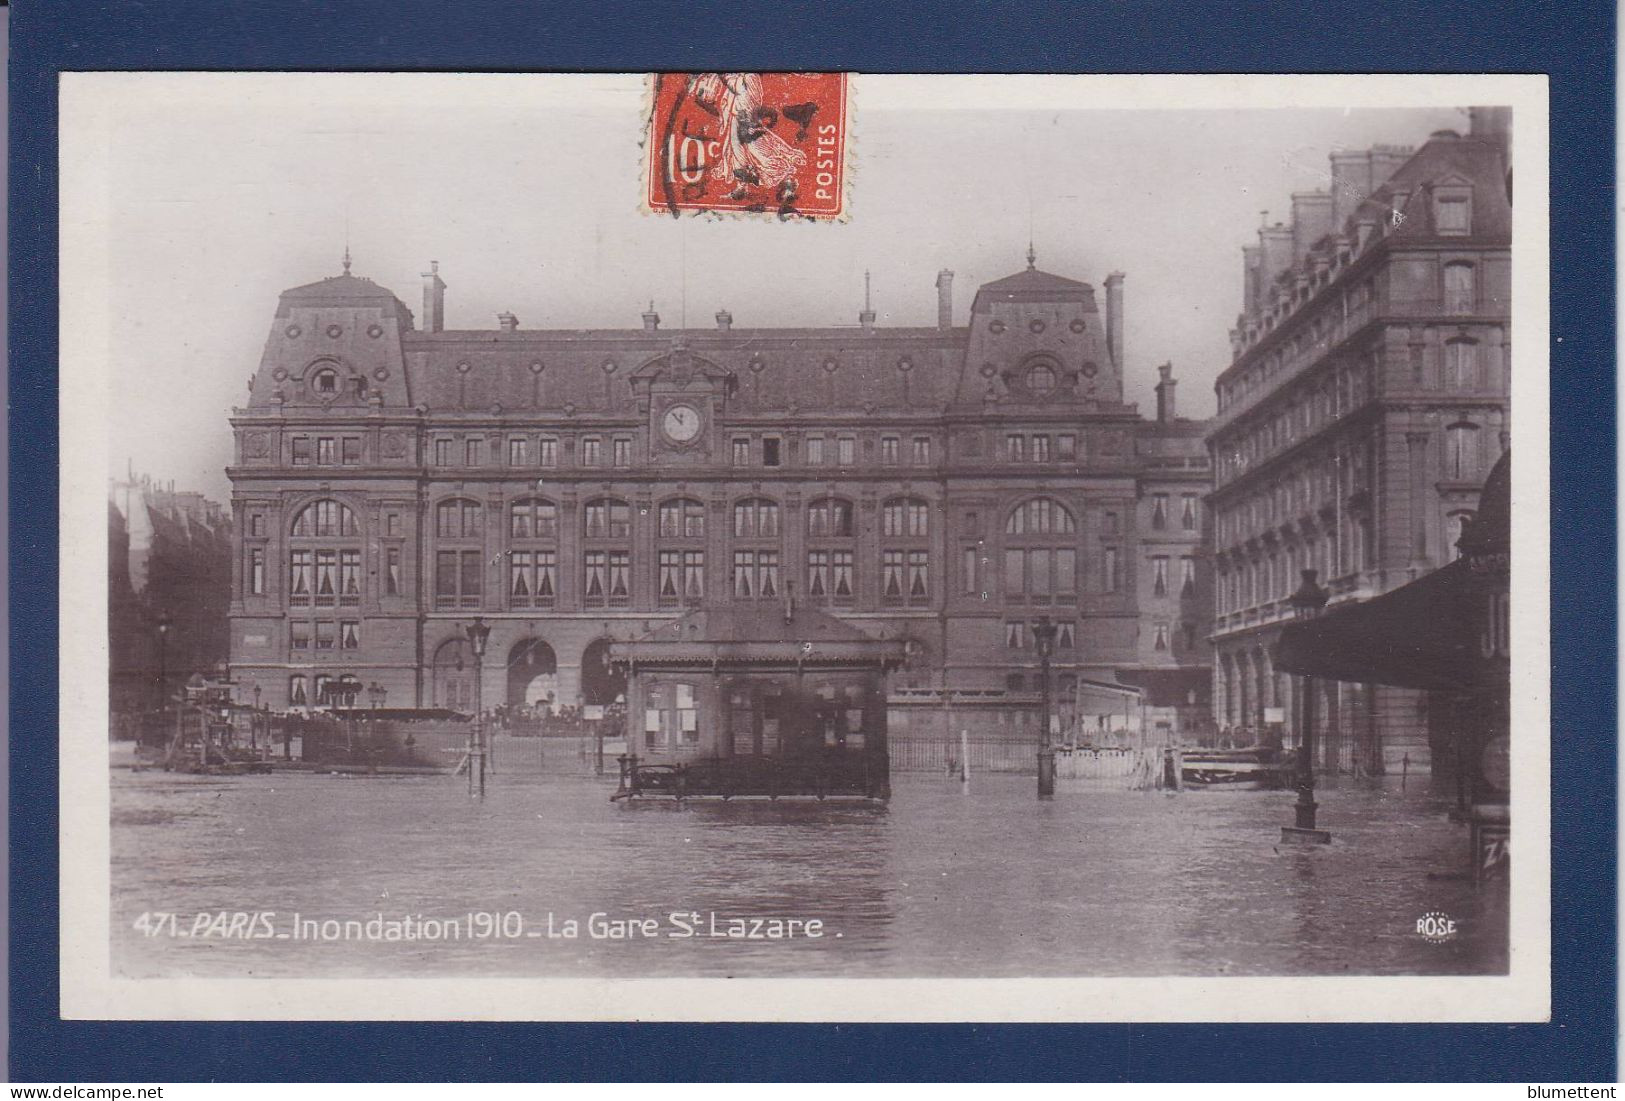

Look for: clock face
[662,404,703,443]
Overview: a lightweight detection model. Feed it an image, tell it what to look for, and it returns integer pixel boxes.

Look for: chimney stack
[497,311,519,332]
[1104,271,1125,374]
[715,308,733,332]
[1258,223,1295,290]
[1155,363,1178,423]
[935,269,954,329]
[642,301,660,332]
[1290,191,1334,265]
[421,261,446,333]
[1468,106,1512,152]
[1241,244,1263,316]
[1329,150,1375,231]
[859,269,876,334]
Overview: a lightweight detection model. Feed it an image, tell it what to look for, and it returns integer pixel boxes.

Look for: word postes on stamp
[645,72,849,220]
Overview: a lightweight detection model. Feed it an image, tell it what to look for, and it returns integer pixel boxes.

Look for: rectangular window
[248,548,265,595]
[581,437,602,466]
[292,437,312,466]
[831,550,854,604]
[733,551,756,598]
[806,436,825,465]
[316,437,336,465]
[339,550,362,606]
[1029,549,1052,597]
[290,550,313,606]
[1006,434,1025,462]
[341,437,361,465]
[435,550,482,609]
[807,550,829,600]
[963,547,978,594]
[1151,494,1169,530]
[1181,494,1199,531]
[913,436,931,465]
[386,547,401,596]
[761,437,781,467]
[732,438,751,466]
[509,438,530,466]
[434,439,452,467]
[1443,262,1476,314]
[314,550,338,607]
[1057,622,1076,650]
[881,550,905,604]
[340,621,360,650]
[1435,197,1470,233]
[613,438,632,467]
[1152,556,1170,598]
[1153,622,1170,652]
[290,622,311,651]
[1031,435,1051,462]
[1055,548,1076,597]
[837,436,855,465]
[658,550,683,606]
[249,513,265,537]
[386,513,400,537]
[907,550,929,601]
[464,438,484,467]
[881,436,900,464]
[583,550,630,606]
[1181,556,1197,596]
[583,551,607,604]
[1006,622,1025,649]
[683,551,704,600]
[315,621,335,651]
[1005,549,1025,597]
[538,438,557,467]
[1103,547,1120,593]
[1057,434,1077,461]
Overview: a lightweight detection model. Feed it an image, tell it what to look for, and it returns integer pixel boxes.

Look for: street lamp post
[155,612,172,714]
[1283,568,1331,844]
[465,618,492,797]
[1033,615,1058,799]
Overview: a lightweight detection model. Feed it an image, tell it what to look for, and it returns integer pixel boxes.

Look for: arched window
[1446,423,1481,481]
[1027,363,1056,393]
[582,497,631,608]
[732,497,781,600]
[1444,339,1478,391]
[881,496,931,607]
[1443,261,1476,313]
[656,497,706,607]
[288,499,362,610]
[433,497,484,610]
[806,496,855,606]
[1004,497,1077,604]
[508,497,558,609]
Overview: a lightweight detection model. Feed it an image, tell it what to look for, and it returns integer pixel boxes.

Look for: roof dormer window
[1431,177,1474,236]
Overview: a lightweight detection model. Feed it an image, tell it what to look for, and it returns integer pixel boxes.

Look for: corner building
[1205,110,1512,773]
[228,253,1212,737]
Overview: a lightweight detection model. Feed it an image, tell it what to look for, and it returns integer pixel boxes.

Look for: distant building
[109,472,234,713]
[226,249,1212,744]
[1205,108,1512,773]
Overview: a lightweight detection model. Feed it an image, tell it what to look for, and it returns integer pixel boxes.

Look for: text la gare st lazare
[133,910,829,942]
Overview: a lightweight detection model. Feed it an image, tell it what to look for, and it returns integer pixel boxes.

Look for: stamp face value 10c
[645,72,849,219]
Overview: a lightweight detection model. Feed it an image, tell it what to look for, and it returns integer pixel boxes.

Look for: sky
[72,74,1468,503]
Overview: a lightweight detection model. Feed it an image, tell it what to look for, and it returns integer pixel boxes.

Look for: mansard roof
[401,328,964,416]
[970,267,1098,314]
[275,273,416,324]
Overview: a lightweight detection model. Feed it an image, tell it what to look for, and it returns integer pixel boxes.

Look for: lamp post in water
[465,618,492,797]
[155,612,171,714]
[1283,569,1331,843]
[1033,615,1057,799]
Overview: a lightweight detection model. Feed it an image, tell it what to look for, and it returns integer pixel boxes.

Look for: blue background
[9,0,1616,1082]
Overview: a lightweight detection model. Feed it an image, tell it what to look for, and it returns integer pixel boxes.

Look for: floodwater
[110,750,1508,978]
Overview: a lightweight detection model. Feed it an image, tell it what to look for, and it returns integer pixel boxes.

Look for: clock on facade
[662,403,704,443]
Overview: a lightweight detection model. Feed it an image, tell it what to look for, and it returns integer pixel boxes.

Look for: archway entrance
[431,638,475,713]
[507,639,559,712]
[580,637,626,707]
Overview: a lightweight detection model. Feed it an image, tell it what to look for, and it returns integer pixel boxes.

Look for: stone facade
[1205,109,1513,773]
[227,252,1212,731]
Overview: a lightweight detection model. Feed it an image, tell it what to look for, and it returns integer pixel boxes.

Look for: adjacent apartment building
[226,250,1213,738]
[1205,108,1512,773]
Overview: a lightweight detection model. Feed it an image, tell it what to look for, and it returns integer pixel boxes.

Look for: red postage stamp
[645,72,850,220]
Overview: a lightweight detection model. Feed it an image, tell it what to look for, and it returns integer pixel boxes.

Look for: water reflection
[110,763,1507,979]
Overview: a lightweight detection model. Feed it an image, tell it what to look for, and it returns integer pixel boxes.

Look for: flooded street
[110,754,1508,979]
